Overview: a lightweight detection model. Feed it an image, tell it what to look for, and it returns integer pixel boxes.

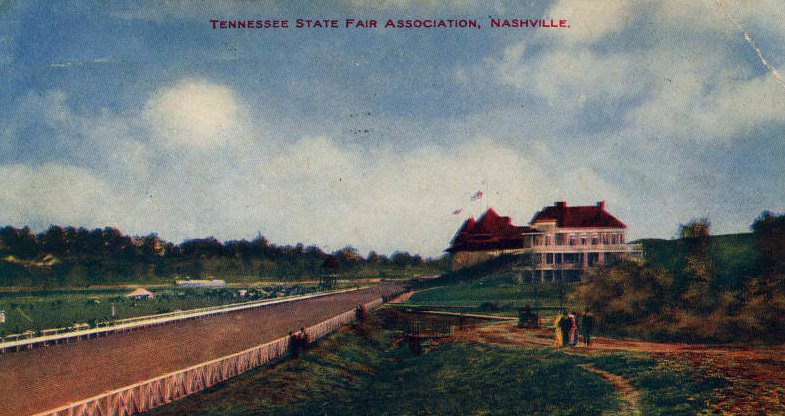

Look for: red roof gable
[450,217,476,245]
[447,208,536,252]
[473,208,512,235]
[530,201,626,228]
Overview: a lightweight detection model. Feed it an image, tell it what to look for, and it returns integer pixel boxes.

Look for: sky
[1,0,784,257]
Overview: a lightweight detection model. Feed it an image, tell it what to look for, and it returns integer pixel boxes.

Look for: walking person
[558,311,572,347]
[568,311,578,347]
[553,310,564,347]
[289,331,299,358]
[298,327,308,355]
[581,309,595,348]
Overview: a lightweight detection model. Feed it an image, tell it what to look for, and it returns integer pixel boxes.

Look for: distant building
[175,279,226,288]
[126,288,155,299]
[446,201,642,282]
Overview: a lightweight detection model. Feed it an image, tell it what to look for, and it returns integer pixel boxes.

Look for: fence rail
[0,287,368,354]
[33,288,403,416]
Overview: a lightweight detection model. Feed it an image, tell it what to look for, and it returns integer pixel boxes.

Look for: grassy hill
[147,310,722,416]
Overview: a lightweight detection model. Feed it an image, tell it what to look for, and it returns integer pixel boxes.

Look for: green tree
[678,218,715,312]
[752,210,785,273]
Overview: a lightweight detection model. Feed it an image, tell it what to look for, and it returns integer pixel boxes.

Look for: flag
[452,208,463,215]
[470,190,483,201]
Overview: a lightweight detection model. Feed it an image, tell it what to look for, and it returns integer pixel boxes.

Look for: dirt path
[579,364,641,416]
[453,322,785,414]
[388,289,416,304]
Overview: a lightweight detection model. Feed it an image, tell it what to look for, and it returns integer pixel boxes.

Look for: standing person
[298,327,308,355]
[553,311,564,347]
[581,309,595,348]
[568,311,578,347]
[574,311,582,345]
[289,331,299,358]
[518,305,533,328]
[558,312,572,347]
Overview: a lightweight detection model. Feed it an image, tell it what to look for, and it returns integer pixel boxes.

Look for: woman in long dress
[568,311,578,347]
[553,311,564,347]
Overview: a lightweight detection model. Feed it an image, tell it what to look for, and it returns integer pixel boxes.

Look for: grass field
[147,310,722,415]
[409,272,578,313]
[148,313,618,416]
[0,284,319,336]
[587,353,724,415]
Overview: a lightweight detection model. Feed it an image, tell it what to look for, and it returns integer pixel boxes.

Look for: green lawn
[409,273,577,311]
[0,284,318,336]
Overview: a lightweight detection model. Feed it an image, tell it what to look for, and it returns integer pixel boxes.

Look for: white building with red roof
[447,201,641,281]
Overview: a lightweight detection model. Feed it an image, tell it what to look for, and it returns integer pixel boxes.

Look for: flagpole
[486,179,489,211]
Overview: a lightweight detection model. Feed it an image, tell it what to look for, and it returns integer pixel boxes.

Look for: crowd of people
[553,309,594,348]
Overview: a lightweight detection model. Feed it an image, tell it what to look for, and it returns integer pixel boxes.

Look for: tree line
[578,210,785,343]
[0,225,445,287]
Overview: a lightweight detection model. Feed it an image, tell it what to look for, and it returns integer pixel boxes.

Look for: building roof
[447,208,536,252]
[447,202,627,253]
[530,201,626,228]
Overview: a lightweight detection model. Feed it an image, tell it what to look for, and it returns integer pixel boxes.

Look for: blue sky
[1,0,784,257]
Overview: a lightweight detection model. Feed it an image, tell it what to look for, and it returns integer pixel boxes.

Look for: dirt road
[0,285,400,416]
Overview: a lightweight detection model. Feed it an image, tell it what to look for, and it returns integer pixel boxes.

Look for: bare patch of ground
[579,363,641,416]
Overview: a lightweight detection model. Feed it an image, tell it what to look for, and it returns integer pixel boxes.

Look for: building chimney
[597,201,605,210]
[555,201,566,208]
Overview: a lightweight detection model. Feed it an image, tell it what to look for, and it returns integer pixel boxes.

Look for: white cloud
[628,66,785,143]
[474,0,785,145]
[491,42,644,108]
[143,79,249,149]
[0,164,120,227]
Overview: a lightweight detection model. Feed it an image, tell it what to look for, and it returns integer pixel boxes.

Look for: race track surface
[0,285,400,416]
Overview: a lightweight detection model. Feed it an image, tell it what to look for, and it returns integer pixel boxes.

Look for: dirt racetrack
[0,285,401,416]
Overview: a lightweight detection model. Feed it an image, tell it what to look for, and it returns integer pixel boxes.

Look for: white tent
[126,288,155,299]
